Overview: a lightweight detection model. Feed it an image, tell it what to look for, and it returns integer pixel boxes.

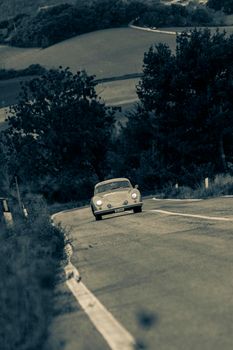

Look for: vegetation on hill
[0,0,76,21]
[0,1,147,47]
[0,64,46,80]
[207,0,233,14]
[0,0,224,48]
[135,2,214,28]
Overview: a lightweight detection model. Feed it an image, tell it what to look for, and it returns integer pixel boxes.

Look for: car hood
[93,189,133,202]
[99,189,131,200]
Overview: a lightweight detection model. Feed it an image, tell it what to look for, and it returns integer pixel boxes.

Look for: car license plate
[115,208,124,213]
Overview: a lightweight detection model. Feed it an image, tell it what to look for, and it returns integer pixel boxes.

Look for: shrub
[0,64,46,80]
[0,195,66,350]
[138,3,213,28]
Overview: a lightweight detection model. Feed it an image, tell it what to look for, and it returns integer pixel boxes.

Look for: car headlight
[96,199,103,206]
[131,193,137,199]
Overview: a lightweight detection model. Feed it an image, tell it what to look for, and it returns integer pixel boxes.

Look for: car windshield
[95,180,131,194]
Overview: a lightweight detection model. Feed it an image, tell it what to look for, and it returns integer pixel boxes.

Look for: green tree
[207,0,233,14]
[122,29,233,187]
[4,67,114,201]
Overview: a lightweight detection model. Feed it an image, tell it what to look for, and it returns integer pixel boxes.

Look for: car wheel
[133,206,142,213]
[95,214,102,221]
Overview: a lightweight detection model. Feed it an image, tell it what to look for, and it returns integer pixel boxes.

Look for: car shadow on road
[92,211,138,222]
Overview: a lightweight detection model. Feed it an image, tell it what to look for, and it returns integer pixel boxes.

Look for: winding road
[48,197,233,350]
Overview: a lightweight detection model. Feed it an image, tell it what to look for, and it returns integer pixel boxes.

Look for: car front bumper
[94,202,143,216]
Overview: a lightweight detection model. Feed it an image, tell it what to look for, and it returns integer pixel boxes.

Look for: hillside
[0,27,177,108]
[0,0,213,49]
[1,24,233,109]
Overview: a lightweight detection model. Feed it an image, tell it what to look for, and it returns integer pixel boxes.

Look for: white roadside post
[22,203,29,218]
[15,176,24,216]
[1,198,14,228]
[205,177,209,190]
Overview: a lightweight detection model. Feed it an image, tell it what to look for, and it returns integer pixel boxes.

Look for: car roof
[95,178,131,188]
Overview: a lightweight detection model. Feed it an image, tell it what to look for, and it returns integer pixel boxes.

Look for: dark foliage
[114,29,233,189]
[3,67,115,202]
[207,0,233,14]
[0,64,46,80]
[5,1,131,47]
[137,3,212,28]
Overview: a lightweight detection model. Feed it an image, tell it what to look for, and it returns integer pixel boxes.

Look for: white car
[90,178,143,220]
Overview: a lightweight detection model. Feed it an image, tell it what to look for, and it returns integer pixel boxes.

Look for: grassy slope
[0,27,177,77]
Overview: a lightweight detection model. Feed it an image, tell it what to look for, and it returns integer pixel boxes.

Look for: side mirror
[135,184,139,189]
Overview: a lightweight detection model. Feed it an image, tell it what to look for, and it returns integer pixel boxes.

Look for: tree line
[207,0,233,14]
[0,0,229,48]
[1,29,233,201]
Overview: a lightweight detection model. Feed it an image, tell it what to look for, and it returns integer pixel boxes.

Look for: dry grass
[160,174,233,199]
[224,15,233,25]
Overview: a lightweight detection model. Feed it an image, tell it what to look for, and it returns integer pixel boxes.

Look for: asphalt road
[49,197,233,350]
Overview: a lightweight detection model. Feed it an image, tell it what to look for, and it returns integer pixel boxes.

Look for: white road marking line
[106,97,139,106]
[129,23,180,35]
[150,209,233,222]
[151,198,202,201]
[66,264,136,350]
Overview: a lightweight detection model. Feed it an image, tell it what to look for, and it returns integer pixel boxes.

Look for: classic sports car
[90,178,143,220]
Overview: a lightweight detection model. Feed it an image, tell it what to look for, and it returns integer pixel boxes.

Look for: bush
[38,172,98,203]
[0,195,66,350]
[138,3,213,28]
[8,2,129,47]
[159,184,195,199]
[0,64,46,80]
[207,0,233,14]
